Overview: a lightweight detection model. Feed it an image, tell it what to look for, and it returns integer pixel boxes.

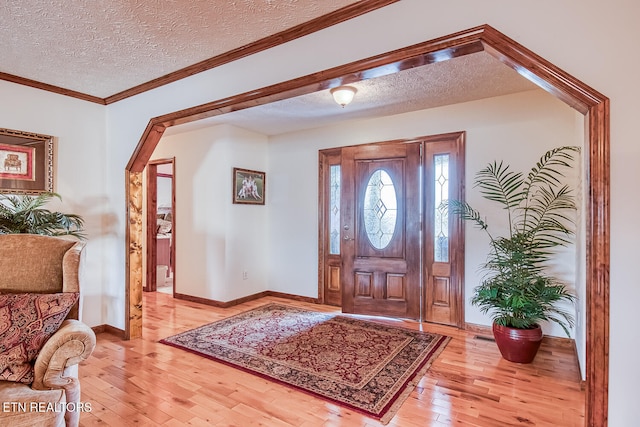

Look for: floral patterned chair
[0,234,96,427]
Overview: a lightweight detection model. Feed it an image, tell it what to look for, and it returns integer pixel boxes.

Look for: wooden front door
[340,142,421,320]
[319,132,465,326]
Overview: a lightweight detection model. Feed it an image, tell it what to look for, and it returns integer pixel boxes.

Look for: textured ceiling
[0,0,358,98]
[165,51,540,136]
[1,2,540,136]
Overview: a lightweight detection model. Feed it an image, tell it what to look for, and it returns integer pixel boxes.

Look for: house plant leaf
[449,146,579,362]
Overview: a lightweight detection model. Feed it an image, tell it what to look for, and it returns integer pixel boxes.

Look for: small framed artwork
[233,167,265,205]
[0,128,53,194]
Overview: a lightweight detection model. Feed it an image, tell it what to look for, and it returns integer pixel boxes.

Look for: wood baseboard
[173,291,269,308]
[572,339,587,390]
[465,323,494,339]
[265,291,319,304]
[92,324,126,338]
[174,290,319,308]
[93,292,319,338]
[465,322,575,349]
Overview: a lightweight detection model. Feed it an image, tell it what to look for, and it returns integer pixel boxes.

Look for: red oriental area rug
[159,303,449,424]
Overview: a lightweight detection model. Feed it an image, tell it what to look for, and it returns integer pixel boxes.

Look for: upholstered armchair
[0,234,96,427]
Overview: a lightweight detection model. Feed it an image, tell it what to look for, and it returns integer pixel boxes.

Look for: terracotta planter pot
[492,323,543,363]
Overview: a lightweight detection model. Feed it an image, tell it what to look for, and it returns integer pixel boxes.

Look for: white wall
[268,90,583,340]
[3,1,638,422]
[0,80,107,327]
[150,124,269,301]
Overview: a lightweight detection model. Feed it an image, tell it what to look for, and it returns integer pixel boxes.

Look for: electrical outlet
[242,271,248,280]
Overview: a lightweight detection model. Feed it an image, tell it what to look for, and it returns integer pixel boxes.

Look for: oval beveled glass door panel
[363,169,397,249]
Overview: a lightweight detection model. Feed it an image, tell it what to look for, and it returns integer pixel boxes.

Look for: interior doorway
[319,133,465,327]
[124,25,609,426]
[145,158,176,294]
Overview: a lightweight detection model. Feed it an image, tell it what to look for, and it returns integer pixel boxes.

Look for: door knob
[343,236,354,241]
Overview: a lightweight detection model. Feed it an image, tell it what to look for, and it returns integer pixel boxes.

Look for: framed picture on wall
[0,128,53,194]
[233,167,265,205]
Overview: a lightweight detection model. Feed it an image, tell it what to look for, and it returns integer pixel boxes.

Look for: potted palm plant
[0,192,85,238]
[449,146,578,363]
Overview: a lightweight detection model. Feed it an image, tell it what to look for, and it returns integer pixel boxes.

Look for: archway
[124,25,609,426]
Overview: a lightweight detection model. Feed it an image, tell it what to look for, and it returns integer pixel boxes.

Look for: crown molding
[0,71,106,104]
[1,0,399,105]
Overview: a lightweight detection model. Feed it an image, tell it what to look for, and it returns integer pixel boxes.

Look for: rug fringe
[379,335,452,425]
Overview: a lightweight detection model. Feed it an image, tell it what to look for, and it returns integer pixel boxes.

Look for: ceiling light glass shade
[330,86,357,107]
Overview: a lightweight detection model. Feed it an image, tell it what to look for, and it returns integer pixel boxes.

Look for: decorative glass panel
[363,169,397,250]
[329,165,341,255]
[434,154,449,262]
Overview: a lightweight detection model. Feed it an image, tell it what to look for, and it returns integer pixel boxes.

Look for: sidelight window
[329,165,341,255]
[434,154,449,262]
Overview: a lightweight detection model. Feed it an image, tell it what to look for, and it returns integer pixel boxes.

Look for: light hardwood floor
[78,293,585,426]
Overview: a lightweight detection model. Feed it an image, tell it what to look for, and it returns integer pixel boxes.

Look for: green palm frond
[522,146,579,204]
[475,160,525,209]
[0,192,85,239]
[446,200,489,231]
[521,185,575,247]
[450,146,579,336]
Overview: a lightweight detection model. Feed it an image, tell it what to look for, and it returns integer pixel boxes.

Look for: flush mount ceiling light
[330,85,357,107]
